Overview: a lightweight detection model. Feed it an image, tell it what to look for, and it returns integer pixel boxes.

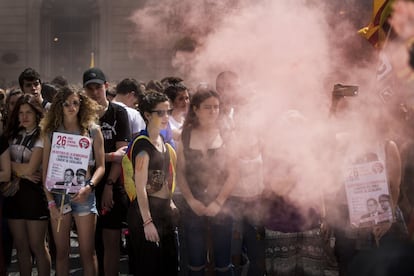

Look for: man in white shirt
[112,78,146,137]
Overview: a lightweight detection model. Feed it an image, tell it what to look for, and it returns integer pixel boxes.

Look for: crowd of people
[0,64,411,276]
[3,2,414,274]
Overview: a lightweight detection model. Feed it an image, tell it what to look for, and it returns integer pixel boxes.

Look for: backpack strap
[123,135,151,202]
[126,135,151,162]
[166,143,176,194]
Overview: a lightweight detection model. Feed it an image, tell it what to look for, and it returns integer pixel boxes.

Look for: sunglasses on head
[62,100,81,108]
[151,109,173,117]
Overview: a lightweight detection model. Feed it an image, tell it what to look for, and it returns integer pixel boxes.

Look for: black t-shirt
[99,102,131,183]
[181,128,228,204]
[131,136,170,194]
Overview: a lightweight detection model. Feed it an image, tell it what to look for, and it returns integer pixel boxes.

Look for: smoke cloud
[129,0,409,226]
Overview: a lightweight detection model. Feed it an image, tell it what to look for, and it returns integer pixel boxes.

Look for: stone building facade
[0,0,175,87]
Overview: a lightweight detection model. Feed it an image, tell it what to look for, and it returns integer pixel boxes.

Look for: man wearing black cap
[83,67,131,276]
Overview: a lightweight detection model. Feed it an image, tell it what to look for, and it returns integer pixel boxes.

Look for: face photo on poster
[45,132,92,194]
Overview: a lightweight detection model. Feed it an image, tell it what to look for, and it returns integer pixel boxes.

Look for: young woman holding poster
[41,86,105,276]
[3,94,50,276]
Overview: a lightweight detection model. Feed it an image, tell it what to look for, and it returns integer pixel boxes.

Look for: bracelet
[143,217,153,227]
[110,152,115,162]
[48,200,56,209]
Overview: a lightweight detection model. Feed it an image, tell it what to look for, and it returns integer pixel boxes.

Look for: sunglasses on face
[151,109,173,117]
[62,100,81,108]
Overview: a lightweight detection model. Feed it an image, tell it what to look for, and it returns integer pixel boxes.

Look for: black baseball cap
[83,67,106,87]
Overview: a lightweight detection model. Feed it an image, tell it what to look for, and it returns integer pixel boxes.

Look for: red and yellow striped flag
[358,0,395,49]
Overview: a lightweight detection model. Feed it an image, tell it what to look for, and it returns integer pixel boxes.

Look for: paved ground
[7,231,131,275]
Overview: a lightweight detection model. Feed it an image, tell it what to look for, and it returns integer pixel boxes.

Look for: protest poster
[344,151,394,228]
[45,132,92,194]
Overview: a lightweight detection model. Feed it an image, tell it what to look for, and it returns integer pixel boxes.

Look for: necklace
[151,136,165,152]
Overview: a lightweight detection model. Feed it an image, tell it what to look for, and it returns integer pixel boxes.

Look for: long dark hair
[4,94,43,140]
[2,88,23,129]
[183,89,220,129]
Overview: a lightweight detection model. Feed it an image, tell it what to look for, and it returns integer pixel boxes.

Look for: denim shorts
[52,190,97,216]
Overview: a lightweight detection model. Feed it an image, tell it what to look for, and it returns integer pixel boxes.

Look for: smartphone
[332,84,358,97]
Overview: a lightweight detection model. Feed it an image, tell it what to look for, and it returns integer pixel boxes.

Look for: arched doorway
[40,0,99,84]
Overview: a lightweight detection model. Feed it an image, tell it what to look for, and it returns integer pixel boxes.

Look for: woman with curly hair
[41,86,105,276]
[3,94,50,276]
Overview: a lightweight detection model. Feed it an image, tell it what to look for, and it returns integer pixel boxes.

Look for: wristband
[110,152,115,162]
[48,200,56,209]
[143,217,153,227]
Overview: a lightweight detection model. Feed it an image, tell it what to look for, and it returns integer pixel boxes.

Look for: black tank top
[182,128,228,205]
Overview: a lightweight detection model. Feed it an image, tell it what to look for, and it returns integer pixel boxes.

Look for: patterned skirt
[265,228,337,276]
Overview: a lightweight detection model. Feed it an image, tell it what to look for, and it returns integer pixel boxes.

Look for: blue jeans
[227,196,265,276]
[52,190,97,216]
[184,208,234,276]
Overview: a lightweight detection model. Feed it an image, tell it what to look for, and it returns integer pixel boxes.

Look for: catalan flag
[358,0,395,49]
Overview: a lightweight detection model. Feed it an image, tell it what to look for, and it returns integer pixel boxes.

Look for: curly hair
[40,86,99,137]
[4,94,44,140]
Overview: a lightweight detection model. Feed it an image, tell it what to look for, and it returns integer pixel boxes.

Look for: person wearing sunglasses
[41,86,105,276]
[126,91,178,275]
